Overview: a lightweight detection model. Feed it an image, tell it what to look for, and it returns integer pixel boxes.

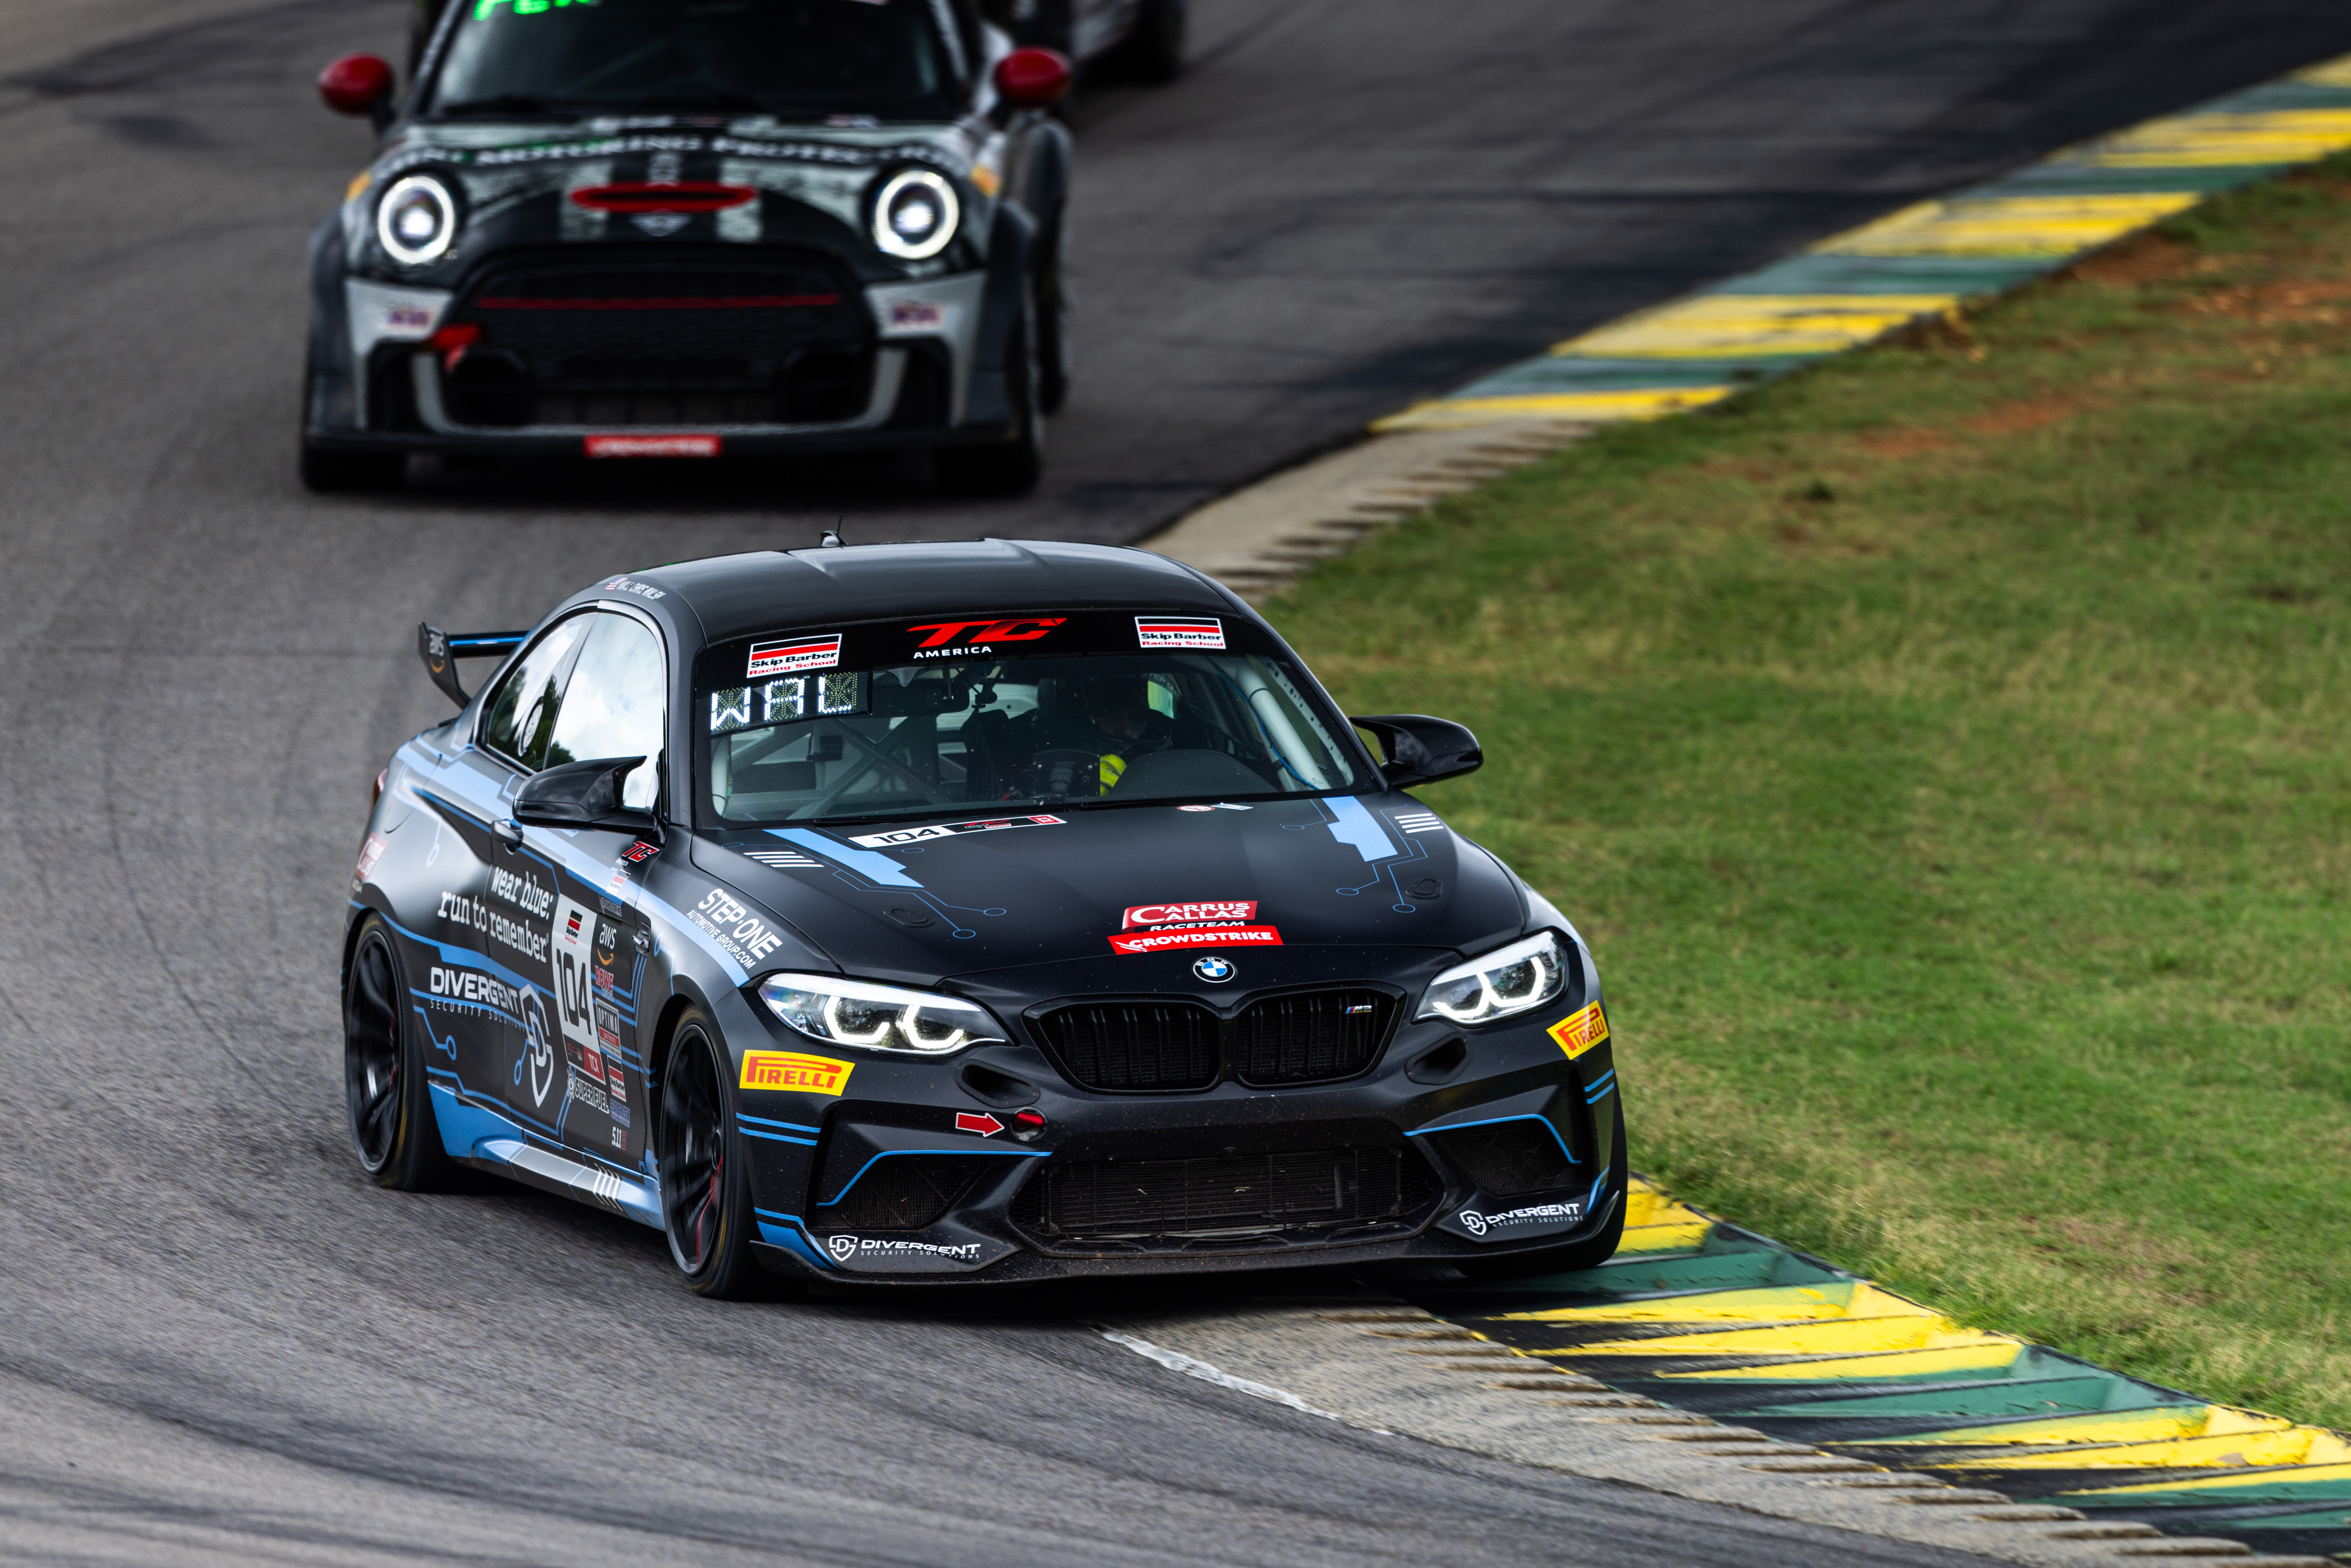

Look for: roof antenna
[819,519,846,548]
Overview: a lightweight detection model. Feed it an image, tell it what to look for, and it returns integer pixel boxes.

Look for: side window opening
[546,613,668,810]
[479,614,593,771]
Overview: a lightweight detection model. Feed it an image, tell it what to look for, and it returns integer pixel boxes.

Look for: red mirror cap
[993,47,1071,109]
[320,53,395,117]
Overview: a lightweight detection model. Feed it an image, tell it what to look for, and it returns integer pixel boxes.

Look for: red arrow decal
[955,1111,1004,1137]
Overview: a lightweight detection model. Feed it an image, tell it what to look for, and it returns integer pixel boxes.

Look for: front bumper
[307,268,1002,458]
[731,966,1625,1286]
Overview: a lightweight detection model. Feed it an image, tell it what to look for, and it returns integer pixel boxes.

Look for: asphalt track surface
[3,0,2349,1562]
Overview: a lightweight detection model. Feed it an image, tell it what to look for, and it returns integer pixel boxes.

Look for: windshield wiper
[1074,791,1301,812]
[792,805,1036,828]
[434,93,586,117]
[593,92,784,115]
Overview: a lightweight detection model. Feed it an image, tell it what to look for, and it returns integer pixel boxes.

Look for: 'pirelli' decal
[1547,1004,1609,1059]
[740,1051,853,1095]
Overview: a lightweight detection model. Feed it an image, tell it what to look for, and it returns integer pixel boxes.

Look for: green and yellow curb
[1409,1179,2351,1560]
[1376,54,2351,434]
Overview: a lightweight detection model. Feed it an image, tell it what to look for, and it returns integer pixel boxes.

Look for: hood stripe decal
[770,828,923,888]
[1324,795,1397,862]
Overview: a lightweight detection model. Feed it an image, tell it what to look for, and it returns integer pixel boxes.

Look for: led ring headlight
[1416,930,1571,1026]
[871,168,959,261]
[377,174,458,266]
[757,971,1005,1056]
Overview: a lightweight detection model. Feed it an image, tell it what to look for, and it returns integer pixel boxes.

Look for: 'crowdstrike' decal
[1134,615,1225,650]
[1458,1200,1583,1237]
[747,634,842,678]
[1109,926,1281,955]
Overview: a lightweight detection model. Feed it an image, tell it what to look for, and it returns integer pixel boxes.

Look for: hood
[350,115,995,270]
[690,793,1529,990]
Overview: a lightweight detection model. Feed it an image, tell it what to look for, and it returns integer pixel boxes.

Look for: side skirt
[430,1081,664,1231]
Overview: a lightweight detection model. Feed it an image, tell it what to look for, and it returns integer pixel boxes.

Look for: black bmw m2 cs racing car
[302,0,1077,493]
[345,541,1627,1296]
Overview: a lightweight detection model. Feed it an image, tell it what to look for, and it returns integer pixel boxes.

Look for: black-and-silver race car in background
[347,540,1627,1295]
[303,0,1091,494]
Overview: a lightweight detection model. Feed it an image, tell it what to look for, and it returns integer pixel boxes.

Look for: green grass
[1273,162,2351,1429]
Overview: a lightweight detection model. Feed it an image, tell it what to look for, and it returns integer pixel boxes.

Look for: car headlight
[757,972,1005,1056]
[1416,931,1571,1026]
[870,169,959,260]
[377,174,458,266]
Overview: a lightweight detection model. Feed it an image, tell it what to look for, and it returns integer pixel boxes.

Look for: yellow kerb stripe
[2292,53,2351,88]
[1371,388,1735,432]
[1664,1342,2024,1381]
[1869,1405,2279,1449]
[1498,1279,1888,1325]
[2059,1460,2351,1499]
[1814,193,2202,257]
[2077,109,2351,168]
[1552,295,1957,358]
[1944,1425,2351,1471]
[1550,1310,2005,1359]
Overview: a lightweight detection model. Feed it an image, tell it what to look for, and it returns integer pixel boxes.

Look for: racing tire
[344,914,455,1190]
[1036,215,1073,415]
[1099,0,1185,84]
[657,1011,764,1299]
[1454,1097,1628,1281]
[937,294,1044,496]
[301,441,407,494]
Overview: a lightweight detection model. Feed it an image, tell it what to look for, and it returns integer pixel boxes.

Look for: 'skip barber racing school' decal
[1135,616,1224,650]
[747,634,842,678]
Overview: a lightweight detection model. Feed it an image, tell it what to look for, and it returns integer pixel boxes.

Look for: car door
[398,612,587,1136]
[466,610,596,1138]
[515,608,669,1169]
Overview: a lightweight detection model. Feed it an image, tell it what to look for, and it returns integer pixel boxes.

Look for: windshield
[426,0,965,120]
[701,650,1365,826]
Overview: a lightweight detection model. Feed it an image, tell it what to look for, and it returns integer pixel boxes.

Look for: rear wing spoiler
[418,623,528,708]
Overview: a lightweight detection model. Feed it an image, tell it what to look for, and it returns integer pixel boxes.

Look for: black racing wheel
[343,914,453,1189]
[1036,212,1072,414]
[657,1011,764,1298]
[938,289,1044,496]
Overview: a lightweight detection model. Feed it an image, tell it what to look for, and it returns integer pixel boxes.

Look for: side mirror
[320,53,396,130]
[513,755,662,839]
[1352,714,1483,789]
[993,47,1072,110]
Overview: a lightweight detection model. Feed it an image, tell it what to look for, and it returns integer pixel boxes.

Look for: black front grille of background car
[819,1156,992,1231]
[442,248,873,428]
[1426,1119,1573,1197]
[1008,1146,1440,1240]
[1033,989,1396,1093]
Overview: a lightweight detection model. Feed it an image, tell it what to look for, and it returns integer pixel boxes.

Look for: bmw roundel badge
[1192,956,1236,983]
